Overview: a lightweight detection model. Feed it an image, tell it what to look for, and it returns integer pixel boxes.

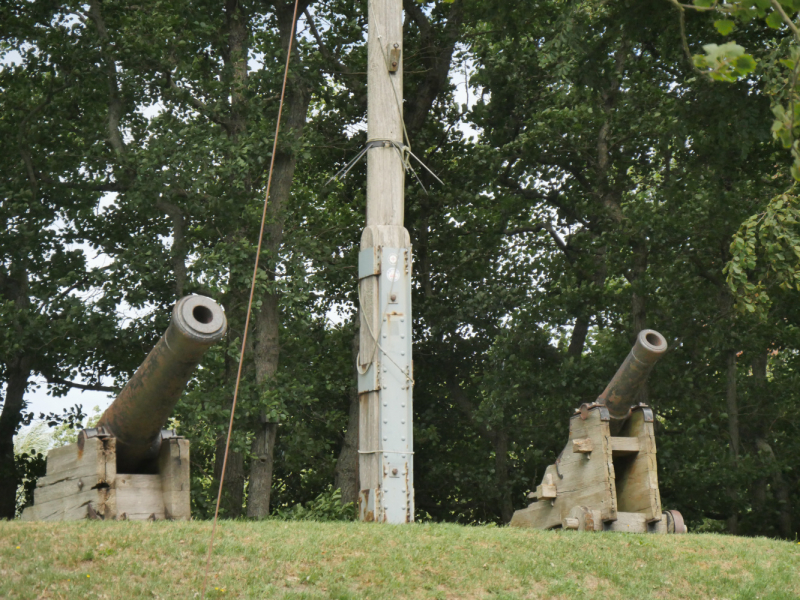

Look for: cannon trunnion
[510,330,686,534]
[21,296,226,522]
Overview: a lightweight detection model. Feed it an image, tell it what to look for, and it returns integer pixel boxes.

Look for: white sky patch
[21,378,114,419]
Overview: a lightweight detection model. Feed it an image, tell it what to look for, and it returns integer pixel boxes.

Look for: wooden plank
[158,438,191,520]
[603,511,648,533]
[116,474,165,520]
[610,437,639,455]
[26,489,105,522]
[34,474,108,505]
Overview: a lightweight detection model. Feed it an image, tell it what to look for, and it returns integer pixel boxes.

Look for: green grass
[1,520,798,599]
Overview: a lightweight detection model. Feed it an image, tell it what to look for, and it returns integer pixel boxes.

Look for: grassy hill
[1,520,798,599]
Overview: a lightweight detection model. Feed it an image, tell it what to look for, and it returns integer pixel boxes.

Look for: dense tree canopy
[2,0,798,538]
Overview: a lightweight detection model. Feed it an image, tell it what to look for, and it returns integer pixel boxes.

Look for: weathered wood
[158,438,190,520]
[511,406,665,532]
[614,411,661,520]
[572,438,594,453]
[609,436,639,455]
[540,473,557,499]
[365,0,404,227]
[511,409,617,529]
[21,488,107,522]
[603,511,649,533]
[116,474,165,520]
[23,437,117,521]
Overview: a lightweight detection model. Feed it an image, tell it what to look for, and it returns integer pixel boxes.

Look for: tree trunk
[751,352,792,538]
[213,434,245,518]
[631,238,648,403]
[755,438,793,538]
[0,355,33,519]
[0,265,32,519]
[246,419,278,519]
[725,349,739,534]
[494,429,513,524]
[249,291,280,518]
[334,321,360,505]
[246,5,312,518]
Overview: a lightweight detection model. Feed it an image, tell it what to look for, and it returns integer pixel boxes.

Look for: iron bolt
[390,293,397,301]
[392,468,398,475]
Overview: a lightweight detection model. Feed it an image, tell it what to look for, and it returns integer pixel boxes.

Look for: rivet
[383,420,388,424]
[400,318,404,322]
[383,368,387,372]
[384,454,388,458]
[382,334,387,338]
[400,352,405,356]
[401,335,405,339]
[401,437,406,441]
[383,403,388,407]
[383,437,387,441]
[401,420,405,424]
[401,403,406,408]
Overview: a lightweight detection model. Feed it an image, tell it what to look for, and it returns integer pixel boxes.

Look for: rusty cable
[200,0,301,596]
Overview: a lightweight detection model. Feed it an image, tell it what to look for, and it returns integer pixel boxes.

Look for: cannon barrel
[596,329,668,422]
[97,295,227,473]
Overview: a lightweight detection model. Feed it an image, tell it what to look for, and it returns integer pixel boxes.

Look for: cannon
[510,329,686,533]
[21,295,226,522]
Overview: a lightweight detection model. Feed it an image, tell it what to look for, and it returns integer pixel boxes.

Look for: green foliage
[272,486,356,522]
[692,43,756,81]
[725,191,800,315]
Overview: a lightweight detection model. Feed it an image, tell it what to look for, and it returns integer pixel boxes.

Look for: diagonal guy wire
[200,0,301,597]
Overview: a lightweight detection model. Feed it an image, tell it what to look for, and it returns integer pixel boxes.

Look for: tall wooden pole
[357,0,414,523]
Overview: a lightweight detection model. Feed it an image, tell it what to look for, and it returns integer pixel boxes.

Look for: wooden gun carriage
[21,295,226,522]
[511,330,686,534]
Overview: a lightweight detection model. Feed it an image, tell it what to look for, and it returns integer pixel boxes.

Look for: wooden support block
[158,438,191,520]
[610,437,639,455]
[603,511,648,533]
[572,438,594,453]
[22,437,116,521]
[116,474,165,520]
[563,517,580,529]
[540,473,557,499]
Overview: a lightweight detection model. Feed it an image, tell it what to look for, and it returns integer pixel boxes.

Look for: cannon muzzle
[96,295,227,473]
[596,329,667,423]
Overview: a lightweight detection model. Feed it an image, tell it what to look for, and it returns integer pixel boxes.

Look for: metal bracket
[358,247,381,279]
[387,44,400,73]
[577,403,611,421]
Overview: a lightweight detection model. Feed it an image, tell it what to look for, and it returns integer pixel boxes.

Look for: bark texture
[334,322,361,505]
[0,265,32,519]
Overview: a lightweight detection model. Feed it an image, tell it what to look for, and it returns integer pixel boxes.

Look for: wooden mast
[357,0,414,523]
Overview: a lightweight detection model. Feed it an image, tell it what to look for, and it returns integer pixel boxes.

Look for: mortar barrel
[97,295,227,473]
[596,329,668,421]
